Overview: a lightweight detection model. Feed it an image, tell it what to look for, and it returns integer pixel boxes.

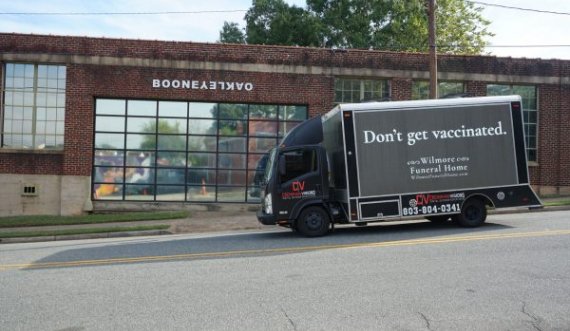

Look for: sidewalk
[1,197,569,244]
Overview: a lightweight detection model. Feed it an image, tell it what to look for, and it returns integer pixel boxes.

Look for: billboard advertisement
[352,103,518,197]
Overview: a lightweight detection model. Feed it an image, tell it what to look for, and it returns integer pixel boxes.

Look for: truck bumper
[256,210,277,225]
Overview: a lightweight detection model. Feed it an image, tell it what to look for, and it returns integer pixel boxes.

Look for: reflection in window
[412,81,465,100]
[487,84,538,162]
[93,99,307,202]
[2,63,66,149]
[335,78,389,103]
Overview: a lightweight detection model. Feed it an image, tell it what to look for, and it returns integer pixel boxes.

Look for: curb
[1,205,569,245]
[0,230,171,244]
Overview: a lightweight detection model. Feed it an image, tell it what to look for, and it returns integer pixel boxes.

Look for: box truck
[257,96,542,236]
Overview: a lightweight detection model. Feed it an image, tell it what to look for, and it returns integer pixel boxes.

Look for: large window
[412,81,465,100]
[93,99,307,202]
[487,84,538,162]
[335,78,389,103]
[2,63,66,149]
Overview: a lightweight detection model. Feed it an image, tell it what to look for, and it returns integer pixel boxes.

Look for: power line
[485,45,570,48]
[0,9,247,16]
[468,1,570,16]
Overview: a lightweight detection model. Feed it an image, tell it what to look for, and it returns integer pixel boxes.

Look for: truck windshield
[264,148,277,184]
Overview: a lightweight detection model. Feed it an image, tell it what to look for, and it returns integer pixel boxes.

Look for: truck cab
[257,145,337,236]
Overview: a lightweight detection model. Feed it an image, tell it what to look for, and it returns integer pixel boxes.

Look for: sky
[0,0,569,60]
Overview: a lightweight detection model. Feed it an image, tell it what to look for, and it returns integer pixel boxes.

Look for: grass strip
[543,199,570,207]
[0,224,170,239]
[0,211,189,228]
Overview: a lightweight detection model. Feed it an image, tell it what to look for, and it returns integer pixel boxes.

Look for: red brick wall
[1,33,566,78]
[0,152,63,175]
[465,81,486,97]
[0,33,569,189]
[536,84,561,187]
[559,85,570,188]
[391,78,413,101]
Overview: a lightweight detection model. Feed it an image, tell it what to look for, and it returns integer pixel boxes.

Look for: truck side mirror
[278,155,286,176]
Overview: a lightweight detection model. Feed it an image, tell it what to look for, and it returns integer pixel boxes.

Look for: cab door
[274,146,325,220]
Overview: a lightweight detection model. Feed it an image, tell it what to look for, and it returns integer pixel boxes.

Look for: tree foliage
[219,21,246,43]
[218,0,493,54]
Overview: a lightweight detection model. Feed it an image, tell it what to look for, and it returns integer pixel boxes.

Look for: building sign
[152,79,254,91]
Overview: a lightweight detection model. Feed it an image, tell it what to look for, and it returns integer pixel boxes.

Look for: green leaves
[218,0,493,55]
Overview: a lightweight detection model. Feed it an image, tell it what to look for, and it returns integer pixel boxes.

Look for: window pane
[279,105,307,121]
[189,102,216,118]
[217,170,247,185]
[281,149,317,183]
[126,134,155,150]
[159,101,187,117]
[157,135,186,151]
[156,186,186,201]
[218,136,246,153]
[94,150,125,166]
[124,185,154,200]
[96,99,125,115]
[188,136,216,151]
[219,120,247,136]
[96,116,125,132]
[188,153,216,168]
[219,103,248,119]
[128,100,156,116]
[486,84,538,162]
[217,186,246,202]
[125,151,151,166]
[95,133,124,149]
[157,118,186,134]
[156,168,185,185]
[187,186,215,201]
[125,166,153,184]
[249,120,278,136]
[218,153,246,169]
[157,151,186,167]
[187,169,216,185]
[188,119,216,135]
[127,117,156,133]
[250,105,277,119]
[249,137,277,153]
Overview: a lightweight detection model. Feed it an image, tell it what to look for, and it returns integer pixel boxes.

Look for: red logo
[292,181,305,192]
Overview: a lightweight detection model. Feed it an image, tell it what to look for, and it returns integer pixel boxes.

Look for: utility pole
[428,0,438,99]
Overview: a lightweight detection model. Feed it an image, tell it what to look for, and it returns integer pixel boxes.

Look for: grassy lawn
[0,225,171,239]
[0,211,189,228]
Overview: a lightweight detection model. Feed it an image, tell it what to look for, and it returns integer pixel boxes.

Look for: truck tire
[296,206,330,237]
[453,198,487,227]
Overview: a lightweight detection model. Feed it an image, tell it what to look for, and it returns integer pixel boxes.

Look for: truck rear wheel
[296,206,330,237]
[453,198,487,227]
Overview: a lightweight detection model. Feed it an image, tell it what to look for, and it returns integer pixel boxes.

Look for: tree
[219,21,246,44]
[244,0,323,46]
[218,0,493,55]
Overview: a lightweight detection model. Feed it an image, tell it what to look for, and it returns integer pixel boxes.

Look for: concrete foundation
[0,174,91,216]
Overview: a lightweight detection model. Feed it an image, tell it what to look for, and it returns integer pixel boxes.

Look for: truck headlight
[264,193,273,215]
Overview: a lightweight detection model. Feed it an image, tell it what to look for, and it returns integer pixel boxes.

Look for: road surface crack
[418,312,434,331]
[281,307,298,331]
[521,302,543,331]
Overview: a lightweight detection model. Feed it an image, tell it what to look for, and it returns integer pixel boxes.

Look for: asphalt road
[1,210,569,331]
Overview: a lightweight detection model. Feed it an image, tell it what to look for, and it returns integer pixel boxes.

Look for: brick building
[0,33,568,216]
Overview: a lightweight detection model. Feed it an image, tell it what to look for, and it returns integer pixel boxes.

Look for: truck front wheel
[296,206,330,237]
[453,198,487,227]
